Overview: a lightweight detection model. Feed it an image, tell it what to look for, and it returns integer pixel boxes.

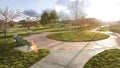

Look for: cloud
[55,0,74,14]
[55,5,67,12]
[55,0,71,14]
[55,0,89,12]
[56,0,69,6]
[86,0,120,21]
[55,0,90,20]
[55,0,120,21]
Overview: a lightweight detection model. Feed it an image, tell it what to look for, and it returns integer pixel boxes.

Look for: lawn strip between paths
[110,25,120,40]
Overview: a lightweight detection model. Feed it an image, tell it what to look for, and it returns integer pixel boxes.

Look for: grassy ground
[47,31,109,42]
[47,26,96,32]
[109,26,120,34]
[0,32,50,68]
[97,25,120,34]
[0,26,98,67]
[97,27,109,31]
[8,26,97,33]
[84,49,120,68]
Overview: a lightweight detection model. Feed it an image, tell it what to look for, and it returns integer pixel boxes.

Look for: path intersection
[15,31,120,68]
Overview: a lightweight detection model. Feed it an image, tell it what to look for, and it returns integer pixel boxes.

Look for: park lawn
[9,27,50,32]
[47,31,109,42]
[109,26,120,34]
[0,32,49,68]
[84,49,120,68]
[97,25,120,34]
[0,26,99,67]
[97,27,109,31]
[9,26,97,33]
[47,26,98,32]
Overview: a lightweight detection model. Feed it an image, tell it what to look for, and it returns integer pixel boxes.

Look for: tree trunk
[2,23,7,37]
[28,26,30,30]
[3,30,7,37]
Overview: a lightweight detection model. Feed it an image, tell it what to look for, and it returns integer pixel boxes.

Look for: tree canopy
[40,10,58,26]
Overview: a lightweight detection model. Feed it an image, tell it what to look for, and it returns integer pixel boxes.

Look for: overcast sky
[0,0,120,22]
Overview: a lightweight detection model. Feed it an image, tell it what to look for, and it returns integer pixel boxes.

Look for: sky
[0,0,120,22]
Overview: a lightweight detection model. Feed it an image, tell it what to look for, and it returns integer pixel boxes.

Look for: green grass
[0,33,50,68]
[97,25,120,34]
[7,26,97,33]
[97,27,109,31]
[84,49,120,68]
[0,26,99,67]
[109,26,120,34]
[47,31,109,42]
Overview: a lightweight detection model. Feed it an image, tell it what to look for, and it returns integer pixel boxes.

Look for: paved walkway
[15,31,120,68]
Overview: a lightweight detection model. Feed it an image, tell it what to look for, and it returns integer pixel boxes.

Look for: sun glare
[86,0,120,22]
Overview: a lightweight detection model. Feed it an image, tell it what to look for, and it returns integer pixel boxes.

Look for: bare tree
[71,0,85,19]
[70,0,86,26]
[58,11,70,26]
[0,7,21,37]
[52,11,69,30]
[69,0,86,32]
[58,11,69,21]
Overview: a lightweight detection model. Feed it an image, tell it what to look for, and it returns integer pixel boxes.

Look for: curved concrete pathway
[15,31,120,68]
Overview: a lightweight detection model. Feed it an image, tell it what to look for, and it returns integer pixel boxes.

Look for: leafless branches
[71,0,85,20]
[0,7,21,22]
[0,7,21,37]
[58,11,69,21]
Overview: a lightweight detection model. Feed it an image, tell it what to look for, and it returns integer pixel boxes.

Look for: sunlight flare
[31,41,38,53]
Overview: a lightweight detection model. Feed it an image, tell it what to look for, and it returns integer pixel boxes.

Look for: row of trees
[0,0,86,37]
[0,7,63,37]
